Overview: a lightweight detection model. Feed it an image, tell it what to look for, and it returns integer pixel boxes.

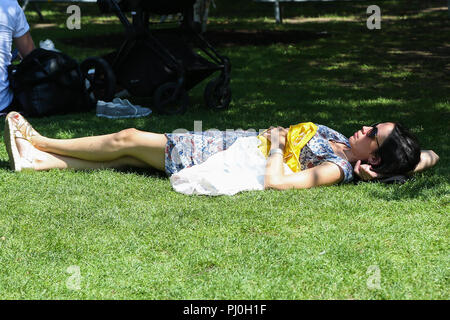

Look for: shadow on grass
[359,174,449,201]
[0,160,10,170]
[59,29,332,48]
[114,166,167,179]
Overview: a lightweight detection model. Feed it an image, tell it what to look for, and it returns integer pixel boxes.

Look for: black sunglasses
[367,123,380,149]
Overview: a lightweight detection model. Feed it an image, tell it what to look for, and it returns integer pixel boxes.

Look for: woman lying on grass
[4,111,439,193]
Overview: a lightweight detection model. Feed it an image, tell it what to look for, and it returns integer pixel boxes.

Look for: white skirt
[170,136,293,196]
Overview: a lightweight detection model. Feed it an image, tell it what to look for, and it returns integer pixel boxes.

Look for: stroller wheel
[204,78,231,110]
[80,57,116,103]
[154,82,189,115]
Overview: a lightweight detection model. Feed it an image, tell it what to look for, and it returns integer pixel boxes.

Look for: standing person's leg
[8,112,167,172]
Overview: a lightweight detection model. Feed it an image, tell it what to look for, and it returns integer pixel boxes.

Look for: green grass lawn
[0,0,448,299]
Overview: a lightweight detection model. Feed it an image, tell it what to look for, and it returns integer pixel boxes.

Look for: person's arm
[407,150,439,175]
[263,127,344,190]
[265,160,344,190]
[354,149,440,180]
[14,31,35,59]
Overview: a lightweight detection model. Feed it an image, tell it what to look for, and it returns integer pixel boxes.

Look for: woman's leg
[36,153,151,171]
[16,137,151,171]
[31,129,167,172]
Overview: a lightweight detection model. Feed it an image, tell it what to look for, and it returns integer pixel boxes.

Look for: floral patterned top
[299,125,354,183]
[165,124,354,184]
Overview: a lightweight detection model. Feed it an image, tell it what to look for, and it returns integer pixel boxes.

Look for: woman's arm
[263,127,344,190]
[265,160,344,190]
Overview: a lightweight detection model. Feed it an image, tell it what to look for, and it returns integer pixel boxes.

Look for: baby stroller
[81,0,231,114]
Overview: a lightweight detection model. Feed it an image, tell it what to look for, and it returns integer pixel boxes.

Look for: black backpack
[8,48,95,117]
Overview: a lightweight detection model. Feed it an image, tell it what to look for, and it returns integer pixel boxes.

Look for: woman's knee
[111,128,140,149]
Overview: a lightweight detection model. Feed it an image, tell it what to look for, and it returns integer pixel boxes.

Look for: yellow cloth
[257,122,318,172]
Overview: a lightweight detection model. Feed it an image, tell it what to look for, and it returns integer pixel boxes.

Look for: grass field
[0,0,448,299]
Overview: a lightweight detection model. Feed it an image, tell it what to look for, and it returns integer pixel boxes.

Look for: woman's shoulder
[316,124,349,144]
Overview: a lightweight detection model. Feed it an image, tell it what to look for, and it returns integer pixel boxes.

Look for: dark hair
[371,123,421,175]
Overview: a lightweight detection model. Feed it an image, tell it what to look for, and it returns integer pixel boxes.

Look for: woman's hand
[263,126,288,150]
[409,150,440,175]
[353,160,380,181]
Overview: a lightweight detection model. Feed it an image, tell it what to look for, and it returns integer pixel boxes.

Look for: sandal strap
[9,113,39,143]
[10,124,35,170]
